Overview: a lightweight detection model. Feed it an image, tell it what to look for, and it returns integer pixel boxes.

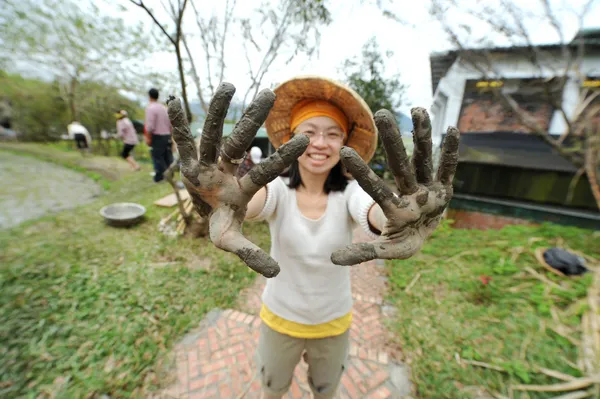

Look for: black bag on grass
[543,247,588,276]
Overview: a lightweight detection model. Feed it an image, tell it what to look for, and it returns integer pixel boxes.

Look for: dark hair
[148,88,159,100]
[284,160,348,193]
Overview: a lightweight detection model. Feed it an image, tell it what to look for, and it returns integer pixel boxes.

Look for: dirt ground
[0,151,102,229]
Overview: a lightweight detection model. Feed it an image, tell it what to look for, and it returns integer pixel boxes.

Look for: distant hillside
[396,112,413,135]
[190,100,243,122]
[190,101,415,136]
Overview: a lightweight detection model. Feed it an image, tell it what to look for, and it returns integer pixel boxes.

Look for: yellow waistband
[259,304,352,339]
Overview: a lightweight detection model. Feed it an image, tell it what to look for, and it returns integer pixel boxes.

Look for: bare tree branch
[241,0,296,109]
[219,0,236,84]
[190,0,215,97]
[129,0,192,122]
[128,0,176,45]
[566,166,585,204]
[181,33,207,113]
[585,131,600,207]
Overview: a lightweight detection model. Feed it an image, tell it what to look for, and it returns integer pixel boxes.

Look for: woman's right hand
[167,83,309,278]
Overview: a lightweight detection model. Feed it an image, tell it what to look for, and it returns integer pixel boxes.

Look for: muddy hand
[167,83,309,277]
[331,108,460,265]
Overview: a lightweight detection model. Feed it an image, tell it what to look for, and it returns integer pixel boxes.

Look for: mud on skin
[168,83,309,278]
[331,107,460,266]
[169,83,461,274]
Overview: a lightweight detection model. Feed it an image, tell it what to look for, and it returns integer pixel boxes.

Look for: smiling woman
[285,115,349,194]
[167,74,461,399]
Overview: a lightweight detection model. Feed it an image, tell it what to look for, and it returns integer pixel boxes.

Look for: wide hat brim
[264,75,377,163]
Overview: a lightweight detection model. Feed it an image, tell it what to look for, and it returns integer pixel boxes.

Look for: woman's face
[294,116,345,176]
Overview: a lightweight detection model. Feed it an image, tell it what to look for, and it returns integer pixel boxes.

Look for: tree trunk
[182,34,208,114]
[566,167,585,205]
[184,217,209,238]
[164,159,189,221]
[585,134,600,210]
[68,78,78,121]
[175,44,193,123]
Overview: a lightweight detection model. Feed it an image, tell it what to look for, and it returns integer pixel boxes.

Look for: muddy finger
[410,107,434,185]
[221,89,276,164]
[436,126,460,186]
[209,209,280,278]
[331,242,379,265]
[377,236,424,260]
[331,239,421,265]
[167,97,200,181]
[239,134,309,196]
[199,82,236,166]
[374,110,418,195]
[339,146,396,213]
[231,235,280,278]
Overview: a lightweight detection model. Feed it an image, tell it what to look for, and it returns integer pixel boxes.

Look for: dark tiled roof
[430,52,458,96]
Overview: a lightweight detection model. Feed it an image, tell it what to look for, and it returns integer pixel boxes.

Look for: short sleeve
[246,177,288,222]
[345,180,378,240]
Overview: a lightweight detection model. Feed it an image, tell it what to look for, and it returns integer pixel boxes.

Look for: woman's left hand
[331,108,460,265]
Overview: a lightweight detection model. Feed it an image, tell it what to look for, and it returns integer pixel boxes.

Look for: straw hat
[115,110,128,119]
[265,75,377,162]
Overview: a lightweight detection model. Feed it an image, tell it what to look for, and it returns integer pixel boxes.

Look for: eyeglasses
[294,129,345,143]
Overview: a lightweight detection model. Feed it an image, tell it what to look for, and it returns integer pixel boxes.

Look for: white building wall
[429,52,600,141]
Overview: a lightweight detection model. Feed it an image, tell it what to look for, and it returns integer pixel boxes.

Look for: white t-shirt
[249,177,377,325]
[67,122,91,142]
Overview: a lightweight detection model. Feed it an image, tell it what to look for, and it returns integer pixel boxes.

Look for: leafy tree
[342,37,407,178]
[0,71,68,141]
[0,71,143,142]
[1,0,161,122]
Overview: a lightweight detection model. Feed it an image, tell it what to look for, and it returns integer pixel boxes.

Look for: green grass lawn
[0,144,267,398]
[386,221,599,399]
[2,142,599,399]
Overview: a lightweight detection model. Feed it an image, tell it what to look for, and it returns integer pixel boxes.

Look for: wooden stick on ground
[520,333,533,360]
[525,267,567,291]
[405,272,422,293]
[460,354,581,383]
[561,357,583,372]
[534,366,576,382]
[184,198,194,214]
[587,272,600,364]
[183,199,194,224]
[161,208,180,224]
[581,314,596,375]
[176,218,186,234]
[549,390,595,399]
[512,375,600,392]
[509,283,534,293]
[460,358,505,372]
[447,250,479,264]
[550,325,581,347]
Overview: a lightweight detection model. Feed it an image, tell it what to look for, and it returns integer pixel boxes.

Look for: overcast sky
[95,0,600,113]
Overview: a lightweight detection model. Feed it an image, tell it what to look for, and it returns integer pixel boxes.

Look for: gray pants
[257,322,349,398]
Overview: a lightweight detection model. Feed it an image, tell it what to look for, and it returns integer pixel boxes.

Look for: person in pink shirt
[145,88,173,182]
[115,110,141,171]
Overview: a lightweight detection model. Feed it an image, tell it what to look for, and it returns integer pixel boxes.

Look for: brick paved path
[152,230,412,398]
